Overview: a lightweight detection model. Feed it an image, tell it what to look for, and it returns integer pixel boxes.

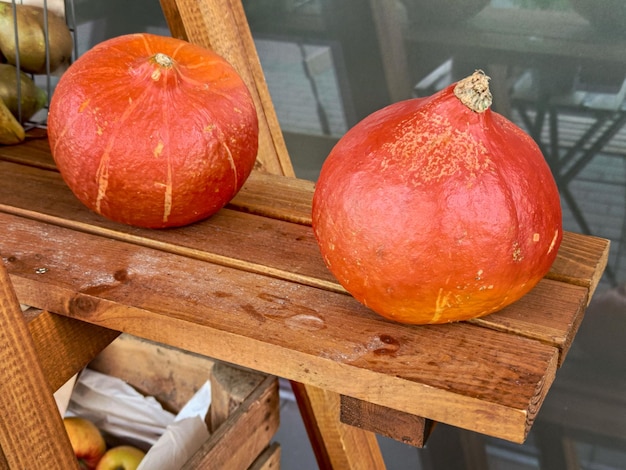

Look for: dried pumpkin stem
[150,53,174,81]
[453,70,492,113]
[153,53,173,68]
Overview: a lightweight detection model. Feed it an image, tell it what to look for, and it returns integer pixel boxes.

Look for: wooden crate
[87,334,281,470]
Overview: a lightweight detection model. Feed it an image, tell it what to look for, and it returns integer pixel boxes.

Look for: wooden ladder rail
[0,258,119,469]
[158,1,386,468]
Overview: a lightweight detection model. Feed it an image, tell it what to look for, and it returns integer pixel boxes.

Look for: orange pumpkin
[48,33,258,228]
[312,71,562,324]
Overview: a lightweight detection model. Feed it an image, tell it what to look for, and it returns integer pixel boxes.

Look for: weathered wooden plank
[88,334,215,413]
[159,0,294,177]
[547,231,610,301]
[0,159,598,359]
[0,131,55,169]
[340,395,435,448]
[0,160,336,292]
[248,442,281,470]
[181,376,279,470]
[293,383,386,470]
[27,308,119,391]
[2,213,559,442]
[0,258,79,469]
[210,362,265,432]
[469,278,587,365]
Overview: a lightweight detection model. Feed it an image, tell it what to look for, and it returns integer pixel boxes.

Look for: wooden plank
[27,308,119,392]
[0,259,79,469]
[182,376,279,470]
[547,231,610,301]
[470,279,587,365]
[159,0,294,177]
[248,442,281,470]
[293,383,386,470]
[88,334,215,413]
[340,395,435,448]
[0,150,609,294]
[0,131,56,169]
[0,159,597,359]
[210,361,265,432]
[0,160,336,292]
[2,213,560,443]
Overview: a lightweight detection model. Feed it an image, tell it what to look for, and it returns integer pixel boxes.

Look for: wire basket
[3,0,78,130]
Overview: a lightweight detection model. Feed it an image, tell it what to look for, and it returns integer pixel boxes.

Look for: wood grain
[2,212,560,442]
[0,159,597,359]
[159,0,294,177]
[294,383,386,470]
[0,139,610,445]
[181,375,279,469]
[210,362,265,432]
[249,442,281,470]
[89,334,215,413]
[27,309,119,391]
[341,395,435,448]
[0,260,79,469]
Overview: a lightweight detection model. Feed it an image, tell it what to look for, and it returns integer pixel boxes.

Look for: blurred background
[33,0,626,468]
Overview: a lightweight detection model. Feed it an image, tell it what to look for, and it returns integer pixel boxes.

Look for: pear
[0,98,25,145]
[0,63,47,121]
[0,2,73,74]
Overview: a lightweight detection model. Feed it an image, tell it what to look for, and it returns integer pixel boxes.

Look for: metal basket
[5,0,78,129]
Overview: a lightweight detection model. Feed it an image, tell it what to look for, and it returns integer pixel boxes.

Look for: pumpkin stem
[149,53,174,81]
[153,53,173,68]
[453,70,492,113]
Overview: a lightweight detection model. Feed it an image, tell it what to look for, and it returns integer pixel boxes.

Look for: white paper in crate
[67,369,211,470]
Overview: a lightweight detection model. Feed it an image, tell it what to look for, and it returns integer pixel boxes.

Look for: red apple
[63,417,107,469]
[95,445,146,470]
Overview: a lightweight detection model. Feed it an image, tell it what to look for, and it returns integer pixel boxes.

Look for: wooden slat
[0,139,610,446]
[27,309,119,391]
[547,231,610,301]
[209,361,265,432]
[0,259,79,469]
[0,159,598,360]
[2,212,560,443]
[249,442,281,470]
[182,375,279,470]
[293,383,386,470]
[159,0,294,177]
[88,334,215,413]
[340,395,435,448]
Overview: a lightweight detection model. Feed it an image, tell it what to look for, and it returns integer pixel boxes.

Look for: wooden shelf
[0,138,609,445]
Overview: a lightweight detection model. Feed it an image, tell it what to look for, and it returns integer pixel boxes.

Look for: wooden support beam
[341,395,435,448]
[159,0,294,177]
[0,262,79,469]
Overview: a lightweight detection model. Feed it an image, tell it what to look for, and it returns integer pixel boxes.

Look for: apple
[63,416,107,469]
[95,445,146,470]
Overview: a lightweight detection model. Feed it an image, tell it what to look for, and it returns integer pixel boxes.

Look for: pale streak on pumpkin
[151,139,173,223]
[221,140,238,192]
[432,288,451,323]
[547,229,560,254]
[94,84,155,213]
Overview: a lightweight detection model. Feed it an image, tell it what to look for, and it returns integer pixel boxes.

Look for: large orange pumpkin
[312,71,562,324]
[48,33,258,228]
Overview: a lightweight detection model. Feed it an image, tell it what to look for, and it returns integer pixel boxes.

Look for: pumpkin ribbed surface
[48,33,258,228]
[312,71,562,324]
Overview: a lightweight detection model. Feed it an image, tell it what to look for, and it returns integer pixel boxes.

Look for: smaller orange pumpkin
[48,33,259,228]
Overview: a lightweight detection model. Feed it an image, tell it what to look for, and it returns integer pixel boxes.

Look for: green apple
[63,417,107,470]
[95,445,146,470]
